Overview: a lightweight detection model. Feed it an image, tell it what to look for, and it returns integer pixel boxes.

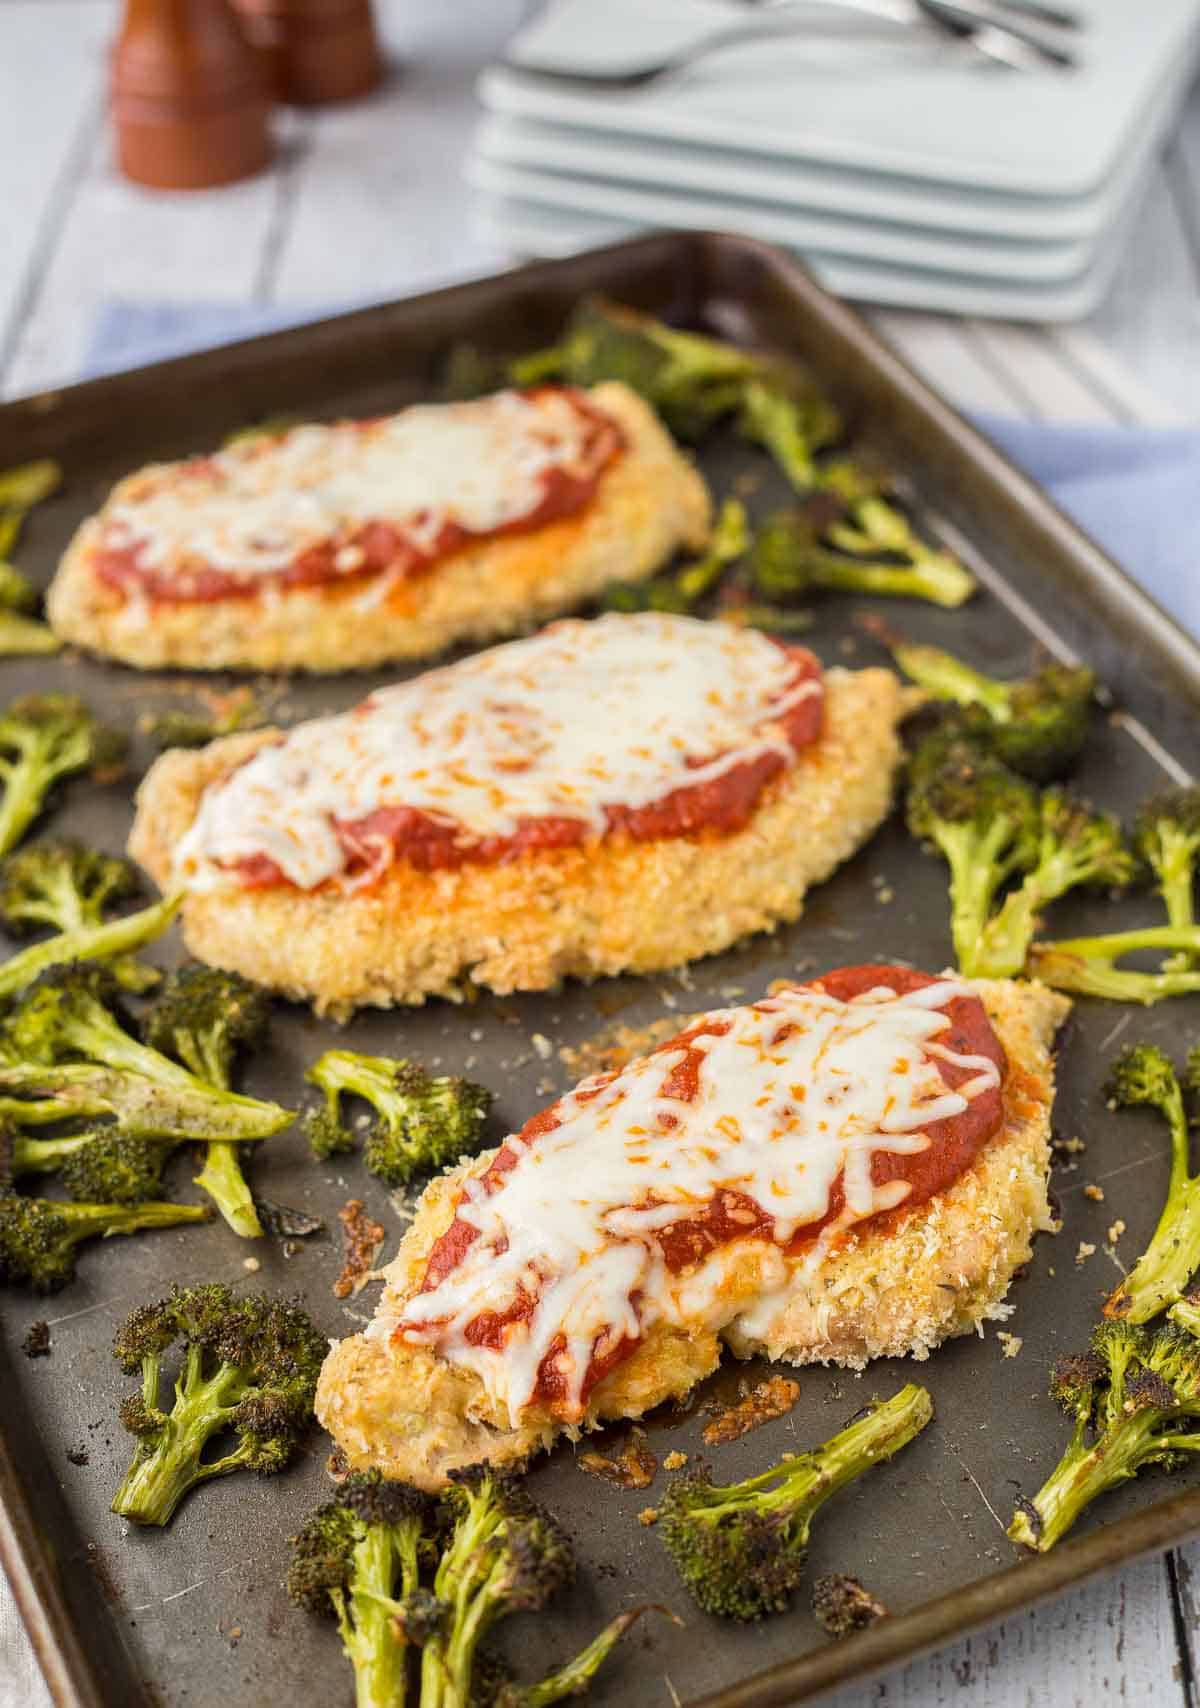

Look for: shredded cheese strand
[173,613,820,893]
[391,978,1000,1425]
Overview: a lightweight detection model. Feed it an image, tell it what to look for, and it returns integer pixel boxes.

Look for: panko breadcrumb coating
[47,382,710,673]
[129,664,906,1014]
[315,978,1069,1489]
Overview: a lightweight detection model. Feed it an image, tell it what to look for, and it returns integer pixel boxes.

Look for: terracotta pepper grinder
[112,0,273,190]
[231,0,382,106]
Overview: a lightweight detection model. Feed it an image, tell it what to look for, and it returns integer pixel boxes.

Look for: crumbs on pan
[1107,1219,1127,1244]
[997,1332,1023,1359]
[637,1507,659,1527]
[702,1376,800,1447]
[559,1015,692,1080]
[1083,1183,1105,1202]
[1075,1242,1097,1267]
[662,1450,689,1472]
[334,1200,386,1299]
[21,1321,50,1359]
[578,1429,658,1490]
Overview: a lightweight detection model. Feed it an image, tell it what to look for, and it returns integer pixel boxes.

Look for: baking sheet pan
[0,232,1198,1708]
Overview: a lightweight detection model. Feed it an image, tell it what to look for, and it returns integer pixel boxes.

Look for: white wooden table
[1,3,1199,1705]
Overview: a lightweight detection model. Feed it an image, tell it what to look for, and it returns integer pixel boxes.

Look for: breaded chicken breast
[316,973,1070,1489]
[47,382,710,673]
[129,615,907,1013]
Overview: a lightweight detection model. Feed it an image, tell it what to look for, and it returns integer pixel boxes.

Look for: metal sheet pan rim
[2,229,1199,1708]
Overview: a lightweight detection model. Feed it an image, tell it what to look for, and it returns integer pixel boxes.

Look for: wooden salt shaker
[112,0,273,190]
[231,0,382,106]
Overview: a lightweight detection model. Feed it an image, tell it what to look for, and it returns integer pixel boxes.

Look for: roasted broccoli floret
[1099,1044,1200,1323]
[1009,1322,1200,1552]
[736,377,841,492]
[143,963,275,1237]
[890,644,1095,781]
[0,891,180,1003]
[0,1117,171,1203]
[905,727,1039,975]
[509,298,759,440]
[4,965,292,1143]
[288,1470,433,1708]
[290,1464,644,1708]
[111,1282,325,1526]
[0,841,138,936]
[419,1467,644,1708]
[0,1056,275,1147]
[750,507,974,611]
[58,1132,175,1204]
[0,840,155,993]
[1135,788,1200,971]
[1026,927,1200,1004]
[969,791,1134,978]
[0,695,126,858]
[811,1572,888,1637]
[603,498,750,614]
[0,1193,209,1291]
[658,1385,932,1619]
[305,1049,493,1186]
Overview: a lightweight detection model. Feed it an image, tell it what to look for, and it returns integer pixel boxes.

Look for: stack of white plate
[469,0,1200,319]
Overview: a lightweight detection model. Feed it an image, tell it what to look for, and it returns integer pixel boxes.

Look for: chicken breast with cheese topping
[47,382,710,672]
[129,613,908,1012]
[316,968,1070,1489]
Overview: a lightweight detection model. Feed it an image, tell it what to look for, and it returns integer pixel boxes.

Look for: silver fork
[500,0,1078,84]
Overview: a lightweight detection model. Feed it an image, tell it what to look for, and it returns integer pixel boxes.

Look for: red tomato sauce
[411,966,1005,1412]
[230,641,824,889]
[91,389,623,604]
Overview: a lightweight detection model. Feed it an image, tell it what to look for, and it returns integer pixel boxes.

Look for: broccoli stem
[935,817,1024,974]
[0,614,61,658]
[976,844,1106,980]
[0,1062,279,1141]
[36,1000,290,1140]
[737,1384,932,1540]
[0,1092,94,1127]
[826,501,974,609]
[1008,1408,1166,1552]
[421,1493,506,1708]
[10,1131,98,1174]
[60,1199,209,1256]
[0,894,182,999]
[193,1141,263,1239]
[1106,1071,1200,1323]
[1157,823,1198,972]
[110,1347,255,1526]
[674,499,749,605]
[509,1609,652,1708]
[811,549,964,606]
[335,1525,411,1708]
[1028,930,1200,1004]
[891,643,1011,721]
[1171,1297,1200,1337]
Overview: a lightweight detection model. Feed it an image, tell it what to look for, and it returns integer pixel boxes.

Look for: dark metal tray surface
[0,232,1197,1708]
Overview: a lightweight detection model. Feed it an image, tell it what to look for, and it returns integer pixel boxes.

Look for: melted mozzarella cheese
[391,979,1000,1425]
[99,389,610,582]
[172,613,821,893]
